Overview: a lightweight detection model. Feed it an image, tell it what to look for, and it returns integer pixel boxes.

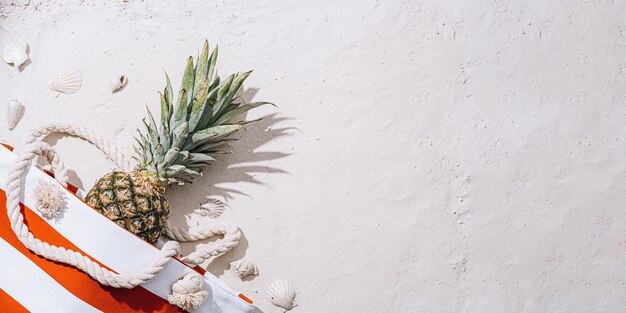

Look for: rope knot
[168,272,208,311]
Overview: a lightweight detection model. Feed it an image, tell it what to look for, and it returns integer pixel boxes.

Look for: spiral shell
[48,69,82,94]
[2,36,29,68]
[7,100,25,130]
[231,259,258,279]
[109,74,128,93]
[267,280,297,311]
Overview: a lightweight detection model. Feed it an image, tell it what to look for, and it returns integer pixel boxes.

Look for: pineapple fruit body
[82,40,270,244]
[85,171,169,244]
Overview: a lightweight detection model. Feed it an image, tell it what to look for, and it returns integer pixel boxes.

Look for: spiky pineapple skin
[85,171,169,244]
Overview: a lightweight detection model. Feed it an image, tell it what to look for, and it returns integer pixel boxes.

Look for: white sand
[1,1,626,312]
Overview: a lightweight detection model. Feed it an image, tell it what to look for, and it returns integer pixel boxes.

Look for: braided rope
[6,142,180,289]
[24,123,242,266]
[23,122,134,172]
[5,123,243,310]
[165,220,242,266]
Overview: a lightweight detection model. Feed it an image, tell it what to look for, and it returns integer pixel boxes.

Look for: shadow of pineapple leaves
[166,111,293,203]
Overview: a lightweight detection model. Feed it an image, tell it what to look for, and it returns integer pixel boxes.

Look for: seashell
[48,69,82,94]
[7,100,25,130]
[197,197,225,218]
[2,36,29,68]
[109,74,128,93]
[267,280,297,311]
[231,259,258,279]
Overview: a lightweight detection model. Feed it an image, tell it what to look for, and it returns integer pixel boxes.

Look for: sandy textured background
[1,1,626,312]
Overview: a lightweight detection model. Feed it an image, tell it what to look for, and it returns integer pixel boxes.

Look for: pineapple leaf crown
[134,40,271,186]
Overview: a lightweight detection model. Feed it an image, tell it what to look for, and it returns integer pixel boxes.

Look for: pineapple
[85,40,270,244]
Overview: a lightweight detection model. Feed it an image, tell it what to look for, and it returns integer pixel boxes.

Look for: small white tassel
[33,180,66,218]
[168,272,208,311]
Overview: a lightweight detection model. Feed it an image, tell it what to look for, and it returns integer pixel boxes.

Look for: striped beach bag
[0,128,254,312]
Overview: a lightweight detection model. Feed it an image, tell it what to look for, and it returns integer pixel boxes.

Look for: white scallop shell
[267,280,297,311]
[2,36,29,68]
[231,259,258,279]
[7,100,25,130]
[198,197,225,218]
[48,69,82,94]
[109,74,128,93]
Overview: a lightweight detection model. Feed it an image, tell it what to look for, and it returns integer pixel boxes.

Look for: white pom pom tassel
[33,180,66,218]
[168,272,208,311]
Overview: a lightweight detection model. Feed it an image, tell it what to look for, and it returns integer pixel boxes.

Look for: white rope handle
[165,220,242,266]
[6,142,181,288]
[25,123,242,267]
[23,122,134,172]
[12,122,247,310]
[10,128,213,310]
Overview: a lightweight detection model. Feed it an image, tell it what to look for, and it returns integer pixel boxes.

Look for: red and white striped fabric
[0,144,254,313]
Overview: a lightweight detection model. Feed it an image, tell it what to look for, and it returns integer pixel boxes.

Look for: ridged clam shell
[48,69,82,94]
[267,280,297,311]
[2,36,29,67]
[7,100,25,130]
[231,259,258,278]
[199,198,225,218]
[109,74,128,93]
